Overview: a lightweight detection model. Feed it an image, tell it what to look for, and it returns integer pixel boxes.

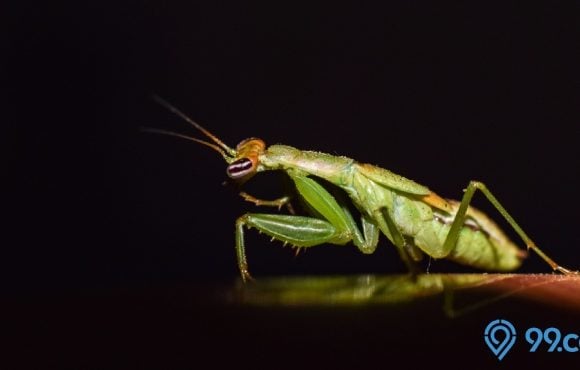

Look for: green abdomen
[393,194,524,271]
[426,216,523,271]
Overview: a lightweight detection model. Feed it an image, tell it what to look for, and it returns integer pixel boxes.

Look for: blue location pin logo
[484,319,516,361]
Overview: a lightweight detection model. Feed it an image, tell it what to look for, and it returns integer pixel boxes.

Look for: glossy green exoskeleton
[146,97,574,281]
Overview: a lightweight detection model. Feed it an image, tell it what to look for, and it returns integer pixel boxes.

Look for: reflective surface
[5,274,580,368]
[231,273,580,312]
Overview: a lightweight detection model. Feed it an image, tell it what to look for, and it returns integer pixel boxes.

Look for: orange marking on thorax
[421,192,452,213]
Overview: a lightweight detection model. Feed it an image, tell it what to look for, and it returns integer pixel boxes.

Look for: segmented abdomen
[393,194,525,271]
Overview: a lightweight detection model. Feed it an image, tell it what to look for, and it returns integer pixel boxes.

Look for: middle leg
[372,208,420,274]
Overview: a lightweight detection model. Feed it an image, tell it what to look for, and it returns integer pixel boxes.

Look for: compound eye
[226,158,254,179]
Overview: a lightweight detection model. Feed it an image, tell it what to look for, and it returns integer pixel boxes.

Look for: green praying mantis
[145,97,575,282]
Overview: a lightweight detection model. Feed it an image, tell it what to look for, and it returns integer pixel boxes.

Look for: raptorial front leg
[442,181,575,274]
[235,174,386,282]
[235,213,342,282]
[289,174,381,254]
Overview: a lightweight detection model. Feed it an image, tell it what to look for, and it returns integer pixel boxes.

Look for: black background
[4,2,579,368]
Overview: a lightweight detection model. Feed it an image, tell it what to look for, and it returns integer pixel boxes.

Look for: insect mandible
[145,96,575,282]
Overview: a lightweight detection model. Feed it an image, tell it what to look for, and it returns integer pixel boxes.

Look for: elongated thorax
[259,145,355,184]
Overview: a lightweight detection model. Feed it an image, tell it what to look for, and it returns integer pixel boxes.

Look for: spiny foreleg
[235,213,341,282]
